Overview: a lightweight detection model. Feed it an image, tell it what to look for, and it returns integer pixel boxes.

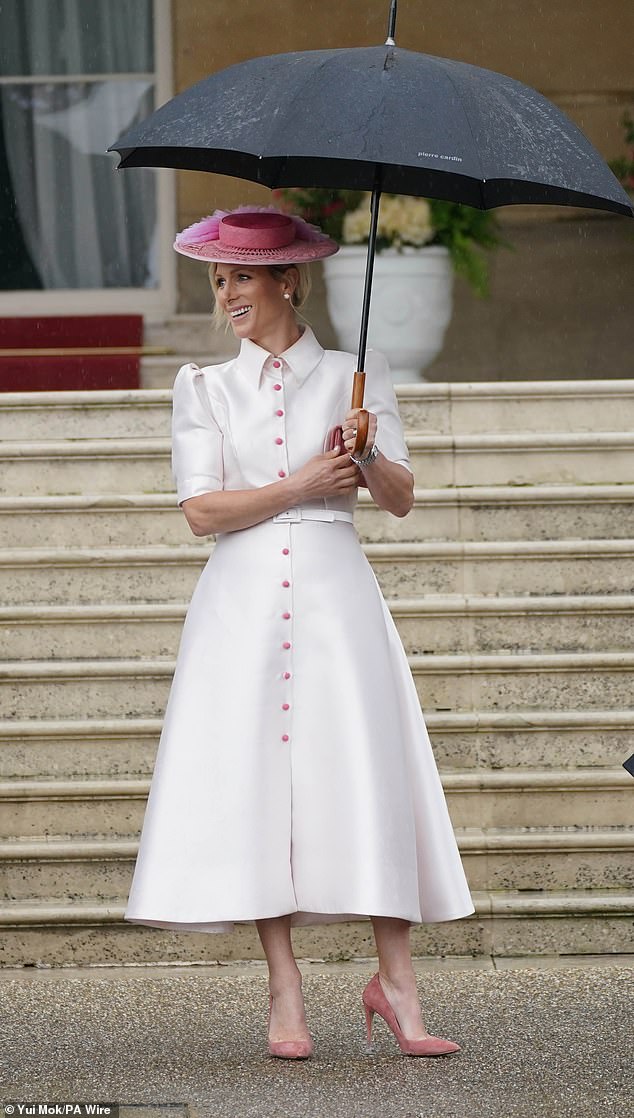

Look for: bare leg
[256,915,311,1043]
[370,915,430,1040]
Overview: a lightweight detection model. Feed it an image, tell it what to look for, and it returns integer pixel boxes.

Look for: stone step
[139,364,634,433]
[397,380,634,436]
[3,432,634,496]
[0,769,629,841]
[2,709,630,780]
[1,888,632,964]
[392,595,634,656]
[2,651,634,721]
[408,432,634,487]
[4,485,634,549]
[0,390,172,441]
[360,485,634,543]
[0,438,169,497]
[2,540,633,606]
[366,541,634,599]
[140,354,231,390]
[0,546,207,605]
[5,380,634,441]
[1,827,631,904]
[458,828,634,893]
[0,603,186,661]
[429,709,634,771]
[143,314,227,356]
[411,651,634,714]
[3,594,632,662]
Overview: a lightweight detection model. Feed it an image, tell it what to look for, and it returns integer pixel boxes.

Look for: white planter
[322,245,453,382]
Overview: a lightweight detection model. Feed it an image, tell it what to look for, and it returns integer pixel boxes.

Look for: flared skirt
[124,517,475,933]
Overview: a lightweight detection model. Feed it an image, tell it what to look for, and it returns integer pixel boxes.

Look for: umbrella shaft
[356,185,382,376]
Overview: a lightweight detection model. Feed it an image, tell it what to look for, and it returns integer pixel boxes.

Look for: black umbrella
[110,0,633,454]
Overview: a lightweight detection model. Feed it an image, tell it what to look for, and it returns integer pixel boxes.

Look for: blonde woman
[124,205,474,1059]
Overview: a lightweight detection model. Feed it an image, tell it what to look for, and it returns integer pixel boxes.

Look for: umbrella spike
[386,0,398,45]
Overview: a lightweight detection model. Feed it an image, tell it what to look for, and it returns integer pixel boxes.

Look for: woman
[125,205,475,1060]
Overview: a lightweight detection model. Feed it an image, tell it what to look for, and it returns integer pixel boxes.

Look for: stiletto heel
[267,994,314,1060]
[364,1002,374,1046]
[361,973,460,1057]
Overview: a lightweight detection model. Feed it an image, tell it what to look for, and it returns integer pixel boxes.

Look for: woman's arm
[181,474,304,536]
[342,405,414,518]
[355,450,414,518]
[342,351,415,519]
[181,446,362,536]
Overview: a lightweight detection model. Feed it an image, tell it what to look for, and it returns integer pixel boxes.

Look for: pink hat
[173,205,339,264]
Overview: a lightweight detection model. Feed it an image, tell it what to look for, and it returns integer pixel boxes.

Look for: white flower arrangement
[343,193,435,249]
[275,186,510,295]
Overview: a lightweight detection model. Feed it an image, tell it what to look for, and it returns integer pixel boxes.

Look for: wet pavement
[0,955,632,1118]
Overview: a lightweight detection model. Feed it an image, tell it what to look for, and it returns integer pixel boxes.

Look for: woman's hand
[342,407,378,457]
[290,446,363,502]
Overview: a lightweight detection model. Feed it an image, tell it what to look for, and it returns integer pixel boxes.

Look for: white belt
[272,506,354,523]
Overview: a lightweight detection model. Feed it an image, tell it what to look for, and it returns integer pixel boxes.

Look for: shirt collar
[235,325,325,390]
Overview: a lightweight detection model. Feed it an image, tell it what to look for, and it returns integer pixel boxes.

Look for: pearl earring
[283,292,291,300]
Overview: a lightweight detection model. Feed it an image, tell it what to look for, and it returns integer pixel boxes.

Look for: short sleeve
[363,349,413,474]
[171,363,224,505]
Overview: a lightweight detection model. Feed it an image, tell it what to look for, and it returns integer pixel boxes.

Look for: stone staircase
[1,379,633,967]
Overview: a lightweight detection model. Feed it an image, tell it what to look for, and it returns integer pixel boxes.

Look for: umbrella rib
[439,65,487,207]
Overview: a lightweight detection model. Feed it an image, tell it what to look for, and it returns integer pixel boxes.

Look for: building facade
[0,0,632,379]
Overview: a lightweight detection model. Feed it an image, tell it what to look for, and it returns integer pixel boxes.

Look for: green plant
[608,112,634,192]
[273,186,511,297]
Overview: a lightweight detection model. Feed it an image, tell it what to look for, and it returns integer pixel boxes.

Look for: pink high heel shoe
[362,973,460,1057]
[267,994,313,1060]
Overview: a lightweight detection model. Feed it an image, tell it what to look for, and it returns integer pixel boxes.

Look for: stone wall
[171,0,634,379]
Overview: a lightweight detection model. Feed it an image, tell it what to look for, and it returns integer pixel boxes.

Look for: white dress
[124,325,475,933]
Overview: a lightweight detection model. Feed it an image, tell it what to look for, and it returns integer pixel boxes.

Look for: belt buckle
[273,507,302,523]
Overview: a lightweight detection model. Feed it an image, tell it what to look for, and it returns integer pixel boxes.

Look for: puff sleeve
[171,363,224,505]
[363,349,414,474]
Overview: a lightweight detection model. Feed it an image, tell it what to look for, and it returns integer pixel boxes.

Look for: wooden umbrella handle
[324,370,370,457]
[352,371,369,456]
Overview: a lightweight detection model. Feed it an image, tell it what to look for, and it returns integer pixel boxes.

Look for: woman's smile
[229,304,253,320]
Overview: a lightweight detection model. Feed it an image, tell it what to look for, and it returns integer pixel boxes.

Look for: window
[0,0,174,312]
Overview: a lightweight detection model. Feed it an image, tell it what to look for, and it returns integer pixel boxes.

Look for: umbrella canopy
[109,1,633,452]
[110,43,632,218]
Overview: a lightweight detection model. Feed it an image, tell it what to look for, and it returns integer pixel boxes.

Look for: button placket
[271,361,290,479]
[279,533,294,744]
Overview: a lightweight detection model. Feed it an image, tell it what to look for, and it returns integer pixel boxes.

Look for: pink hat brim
[173,239,339,264]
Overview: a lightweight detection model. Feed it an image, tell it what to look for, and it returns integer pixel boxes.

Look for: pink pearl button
[282,734,289,742]
[284,671,291,679]
[275,437,284,445]
[283,611,291,619]
[273,360,281,369]
[274,383,282,391]
[278,470,286,478]
[283,641,291,650]
[282,703,290,711]
[282,548,289,555]
[282,580,290,587]
[276,409,284,417]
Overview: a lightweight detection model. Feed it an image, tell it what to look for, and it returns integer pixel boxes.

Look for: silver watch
[351,442,379,468]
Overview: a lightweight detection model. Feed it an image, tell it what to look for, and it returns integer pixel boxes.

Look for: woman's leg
[370,916,430,1040]
[256,915,311,1042]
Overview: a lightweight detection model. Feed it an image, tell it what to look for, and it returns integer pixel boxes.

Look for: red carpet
[0,316,143,391]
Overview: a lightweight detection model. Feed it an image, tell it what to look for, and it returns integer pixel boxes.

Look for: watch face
[357,445,376,463]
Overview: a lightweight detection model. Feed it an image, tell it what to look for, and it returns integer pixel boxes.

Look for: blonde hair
[208,262,312,333]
